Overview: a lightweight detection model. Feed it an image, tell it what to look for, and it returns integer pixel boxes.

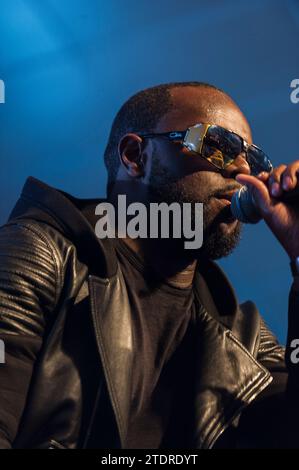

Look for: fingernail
[283,176,292,190]
[271,182,280,196]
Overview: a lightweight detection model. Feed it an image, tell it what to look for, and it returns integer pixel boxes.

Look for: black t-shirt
[113,239,198,449]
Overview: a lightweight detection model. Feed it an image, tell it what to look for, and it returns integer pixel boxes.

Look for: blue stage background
[1,0,299,343]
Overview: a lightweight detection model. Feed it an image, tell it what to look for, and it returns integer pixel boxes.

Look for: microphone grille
[231,186,262,224]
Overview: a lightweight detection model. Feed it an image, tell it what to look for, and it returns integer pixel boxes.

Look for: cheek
[158,149,188,179]
[178,172,217,201]
[150,140,196,180]
[153,142,223,182]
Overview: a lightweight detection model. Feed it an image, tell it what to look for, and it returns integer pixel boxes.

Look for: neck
[122,237,198,289]
[107,189,199,288]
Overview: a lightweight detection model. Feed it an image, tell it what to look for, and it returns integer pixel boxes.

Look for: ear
[118,133,144,178]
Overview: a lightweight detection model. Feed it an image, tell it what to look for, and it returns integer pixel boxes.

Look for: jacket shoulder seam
[4,221,61,307]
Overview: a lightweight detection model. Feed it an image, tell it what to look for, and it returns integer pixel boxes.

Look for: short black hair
[103,81,224,192]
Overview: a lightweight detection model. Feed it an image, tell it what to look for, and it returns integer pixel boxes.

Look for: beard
[199,200,242,260]
[148,157,242,260]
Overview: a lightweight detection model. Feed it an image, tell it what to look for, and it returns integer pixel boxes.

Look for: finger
[268,165,287,198]
[280,160,299,191]
[257,171,270,182]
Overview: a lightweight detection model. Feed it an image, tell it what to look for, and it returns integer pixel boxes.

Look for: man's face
[145,86,253,260]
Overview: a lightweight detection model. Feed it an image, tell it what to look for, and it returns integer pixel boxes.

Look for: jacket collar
[7,176,117,278]
[194,259,239,329]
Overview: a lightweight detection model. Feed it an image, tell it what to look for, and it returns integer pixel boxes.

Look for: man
[0,82,298,449]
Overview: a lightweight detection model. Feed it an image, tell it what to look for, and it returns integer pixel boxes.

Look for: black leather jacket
[0,176,298,449]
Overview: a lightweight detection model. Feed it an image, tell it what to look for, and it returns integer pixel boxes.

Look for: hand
[236,160,299,260]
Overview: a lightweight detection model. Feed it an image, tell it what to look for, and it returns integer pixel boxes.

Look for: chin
[200,220,243,260]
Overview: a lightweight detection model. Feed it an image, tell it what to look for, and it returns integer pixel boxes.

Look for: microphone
[230,184,299,224]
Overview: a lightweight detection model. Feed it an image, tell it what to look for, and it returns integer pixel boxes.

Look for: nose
[221,152,251,179]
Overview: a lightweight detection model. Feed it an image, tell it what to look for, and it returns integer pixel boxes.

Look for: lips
[214,189,240,222]
[214,188,240,203]
[217,198,231,207]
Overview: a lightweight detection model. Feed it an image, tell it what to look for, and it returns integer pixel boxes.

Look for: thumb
[235,174,272,216]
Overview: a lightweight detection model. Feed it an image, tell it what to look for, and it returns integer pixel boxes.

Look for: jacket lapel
[192,264,273,448]
[192,304,273,448]
[88,268,134,448]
